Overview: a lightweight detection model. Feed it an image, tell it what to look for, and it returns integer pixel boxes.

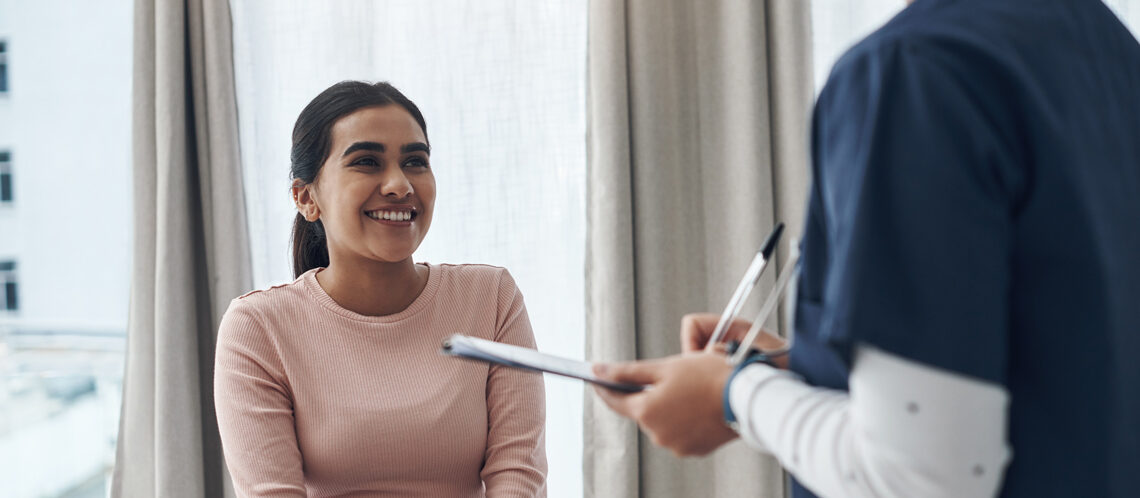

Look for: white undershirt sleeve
[729,345,1012,498]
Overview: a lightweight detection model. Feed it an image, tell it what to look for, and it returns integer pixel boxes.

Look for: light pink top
[214,264,547,497]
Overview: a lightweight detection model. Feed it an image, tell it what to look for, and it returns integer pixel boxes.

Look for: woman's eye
[352,157,379,167]
[404,157,429,169]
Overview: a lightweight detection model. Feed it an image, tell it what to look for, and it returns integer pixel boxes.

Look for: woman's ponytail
[291,213,329,278]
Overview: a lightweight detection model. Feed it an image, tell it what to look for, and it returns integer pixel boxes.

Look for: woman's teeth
[367,210,413,221]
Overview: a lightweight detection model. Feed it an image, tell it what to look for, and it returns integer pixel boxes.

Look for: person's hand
[680,312,755,353]
[681,313,789,368]
[592,353,738,457]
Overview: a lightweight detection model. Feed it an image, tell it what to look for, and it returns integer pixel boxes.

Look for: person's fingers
[594,360,663,386]
[592,383,642,419]
[722,318,757,343]
[680,313,756,352]
[592,384,620,410]
[750,329,789,352]
[680,313,719,352]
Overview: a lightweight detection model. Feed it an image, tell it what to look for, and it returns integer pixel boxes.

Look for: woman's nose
[380,170,413,198]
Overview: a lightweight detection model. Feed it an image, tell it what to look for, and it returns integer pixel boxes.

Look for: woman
[215,81,547,497]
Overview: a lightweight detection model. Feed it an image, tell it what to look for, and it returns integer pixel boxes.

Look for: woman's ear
[292,179,321,222]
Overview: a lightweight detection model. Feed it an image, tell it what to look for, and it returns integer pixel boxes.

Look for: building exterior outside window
[0,2,132,496]
[0,40,8,94]
[1,260,15,312]
[1,151,12,203]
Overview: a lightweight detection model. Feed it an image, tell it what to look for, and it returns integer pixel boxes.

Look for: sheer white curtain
[229,2,587,497]
[1105,0,1140,31]
[811,0,904,92]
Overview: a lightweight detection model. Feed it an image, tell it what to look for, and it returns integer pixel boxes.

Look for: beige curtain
[584,0,813,497]
[112,0,250,496]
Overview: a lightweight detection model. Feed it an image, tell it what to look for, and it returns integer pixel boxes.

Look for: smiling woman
[288,82,435,281]
[214,81,547,497]
[228,2,587,495]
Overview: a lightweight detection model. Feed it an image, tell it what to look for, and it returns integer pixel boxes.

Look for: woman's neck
[315,256,429,316]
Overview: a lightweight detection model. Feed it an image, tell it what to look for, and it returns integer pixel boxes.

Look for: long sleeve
[480,270,548,497]
[214,264,547,496]
[730,346,1011,498]
[214,299,306,497]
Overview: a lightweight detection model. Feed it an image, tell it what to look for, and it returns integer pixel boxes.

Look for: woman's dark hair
[290,81,429,277]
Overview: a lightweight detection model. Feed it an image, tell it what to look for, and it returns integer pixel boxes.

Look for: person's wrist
[722,354,777,430]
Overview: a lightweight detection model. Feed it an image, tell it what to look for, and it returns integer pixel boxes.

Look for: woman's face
[297,105,435,266]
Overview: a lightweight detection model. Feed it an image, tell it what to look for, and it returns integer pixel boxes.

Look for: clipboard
[441,334,645,393]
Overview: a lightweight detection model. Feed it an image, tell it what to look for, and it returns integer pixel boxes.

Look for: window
[1,261,16,311]
[0,40,8,94]
[0,3,132,497]
[1,151,12,203]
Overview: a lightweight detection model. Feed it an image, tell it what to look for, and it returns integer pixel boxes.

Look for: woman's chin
[365,247,418,264]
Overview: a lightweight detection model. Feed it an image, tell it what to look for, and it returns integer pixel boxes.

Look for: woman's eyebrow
[342,141,385,157]
[401,142,430,155]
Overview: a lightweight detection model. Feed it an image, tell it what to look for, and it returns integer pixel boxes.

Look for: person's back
[961,2,1140,496]
[795,0,1140,496]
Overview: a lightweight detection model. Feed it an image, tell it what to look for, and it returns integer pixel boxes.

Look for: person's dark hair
[290,81,429,278]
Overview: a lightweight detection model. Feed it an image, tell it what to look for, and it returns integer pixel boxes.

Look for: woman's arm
[214,299,306,498]
[481,270,548,497]
[730,345,1011,498]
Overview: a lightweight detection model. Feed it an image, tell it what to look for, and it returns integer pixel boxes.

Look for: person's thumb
[594,360,662,386]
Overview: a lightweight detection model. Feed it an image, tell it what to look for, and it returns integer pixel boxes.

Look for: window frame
[1,260,17,312]
[0,39,8,94]
[0,150,12,203]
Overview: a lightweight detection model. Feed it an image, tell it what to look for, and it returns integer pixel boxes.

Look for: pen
[703,222,785,352]
[729,248,800,365]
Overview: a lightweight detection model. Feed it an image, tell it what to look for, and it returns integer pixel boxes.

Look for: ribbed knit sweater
[214,264,547,497]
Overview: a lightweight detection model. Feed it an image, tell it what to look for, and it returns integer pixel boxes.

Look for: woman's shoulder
[217,272,317,347]
[225,271,314,317]
[432,263,515,287]
[430,263,523,306]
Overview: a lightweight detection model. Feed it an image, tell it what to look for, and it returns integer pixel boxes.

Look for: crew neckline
[301,262,442,324]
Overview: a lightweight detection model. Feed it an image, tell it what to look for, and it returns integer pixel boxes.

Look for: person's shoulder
[226,272,312,317]
[434,262,511,282]
[218,273,315,348]
[430,262,524,305]
[832,4,972,77]
[819,1,1027,119]
[831,0,1084,82]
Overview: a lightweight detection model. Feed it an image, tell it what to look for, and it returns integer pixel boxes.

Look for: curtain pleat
[585,1,814,496]
[112,0,250,496]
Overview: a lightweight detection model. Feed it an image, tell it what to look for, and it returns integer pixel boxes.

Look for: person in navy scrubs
[593,0,1140,496]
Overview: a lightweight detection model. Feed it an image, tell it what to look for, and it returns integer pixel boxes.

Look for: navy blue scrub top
[790,0,1140,496]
